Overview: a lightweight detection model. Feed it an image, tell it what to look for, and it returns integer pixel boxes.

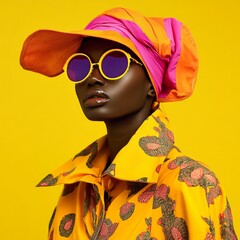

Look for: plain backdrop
[1,0,239,238]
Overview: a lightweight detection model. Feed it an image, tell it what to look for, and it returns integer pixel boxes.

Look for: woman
[20,7,237,240]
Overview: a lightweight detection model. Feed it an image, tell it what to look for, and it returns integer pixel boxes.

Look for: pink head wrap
[20,7,198,102]
[85,15,182,100]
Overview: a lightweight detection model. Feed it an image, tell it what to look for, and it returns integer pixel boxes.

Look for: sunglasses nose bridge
[89,62,101,76]
[92,62,99,71]
[86,62,105,86]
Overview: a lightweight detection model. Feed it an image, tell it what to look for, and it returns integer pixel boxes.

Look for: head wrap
[20,7,198,102]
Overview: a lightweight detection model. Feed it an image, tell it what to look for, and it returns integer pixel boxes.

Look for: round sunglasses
[64,48,143,83]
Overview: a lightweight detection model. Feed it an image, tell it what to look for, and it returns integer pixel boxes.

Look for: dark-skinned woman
[20,7,237,240]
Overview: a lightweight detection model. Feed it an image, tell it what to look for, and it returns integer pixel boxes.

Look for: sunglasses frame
[64,48,143,83]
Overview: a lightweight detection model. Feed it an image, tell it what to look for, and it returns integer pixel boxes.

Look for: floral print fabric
[37,108,237,239]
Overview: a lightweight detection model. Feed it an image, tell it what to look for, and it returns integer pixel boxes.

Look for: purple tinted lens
[67,55,90,82]
[102,51,128,78]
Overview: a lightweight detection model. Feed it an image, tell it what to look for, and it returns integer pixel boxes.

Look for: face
[74,37,154,121]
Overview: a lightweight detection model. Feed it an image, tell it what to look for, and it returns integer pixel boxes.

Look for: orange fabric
[20,29,137,78]
[20,7,198,102]
[37,108,237,239]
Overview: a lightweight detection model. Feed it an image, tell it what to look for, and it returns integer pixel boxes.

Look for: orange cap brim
[20,29,140,77]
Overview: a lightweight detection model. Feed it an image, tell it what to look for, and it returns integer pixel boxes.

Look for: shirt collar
[37,108,175,187]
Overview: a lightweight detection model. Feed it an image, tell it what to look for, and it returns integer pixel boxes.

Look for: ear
[147,86,156,98]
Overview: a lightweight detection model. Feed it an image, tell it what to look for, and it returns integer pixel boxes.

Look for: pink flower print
[171,227,183,240]
[36,174,59,187]
[136,218,155,240]
[99,222,108,237]
[64,219,73,231]
[59,214,75,237]
[168,161,177,170]
[139,136,165,156]
[139,116,174,157]
[219,200,237,239]
[62,167,75,177]
[119,202,135,220]
[205,233,215,240]
[99,219,118,240]
[180,162,193,169]
[166,130,174,142]
[168,157,222,205]
[157,218,162,225]
[205,174,217,184]
[191,168,204,180]
[207,186,221,205]
[138,184,156,203]
[155,184,169,200]
[147,141,162,150]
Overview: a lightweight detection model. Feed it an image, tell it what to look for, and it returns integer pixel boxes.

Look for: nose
[86,66,105,86]
[86,76,105,86]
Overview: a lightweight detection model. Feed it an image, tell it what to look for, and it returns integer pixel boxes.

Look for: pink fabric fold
[85,15,172,97]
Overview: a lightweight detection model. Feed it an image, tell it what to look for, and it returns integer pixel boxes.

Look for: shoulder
[153,156,237,239]
[166,156,219,186]
[158,155,222,206]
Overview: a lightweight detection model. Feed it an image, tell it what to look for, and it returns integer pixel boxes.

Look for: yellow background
[1,0,239,238]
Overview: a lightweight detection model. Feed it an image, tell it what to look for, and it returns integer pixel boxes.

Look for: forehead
[79,37,139,59]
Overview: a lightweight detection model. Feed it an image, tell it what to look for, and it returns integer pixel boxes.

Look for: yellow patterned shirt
[37,108,237,240]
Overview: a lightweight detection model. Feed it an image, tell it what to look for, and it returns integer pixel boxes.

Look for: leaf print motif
[159,216,188,240]
[119,202,135,220]
[59,213,75,237]
[136,217,157,240]
[138,184,156,203]
[83,184,100,219]
[155,184,169,200]
[145,217,152,227]
[83,184,101,234]
[154,186,175,212]
[207,185,222,205]
[99,218,119,240]
[205,174,217,184]
[168,156,222,205]
[62,182,79,197]
[136,230,151,240]
[139,136,165,156]
[191,167,204,180]
[219,199,238,239]
[139,116,174,157]
[153,184,171,210]
[36,174,59,187]
[171,227,183,240]
[205,233,215,240]
[127,182,148,198]
[201,217,215,239]
[37,167,76,188]
[74,141,98,168]
[62,167,76,177]
[155,184,188,239]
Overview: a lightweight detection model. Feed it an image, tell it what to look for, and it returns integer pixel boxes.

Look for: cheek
[75,84,85,106]
[110,69,150,107]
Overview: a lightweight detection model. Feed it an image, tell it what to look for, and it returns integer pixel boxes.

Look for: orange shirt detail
[37,108,237,239]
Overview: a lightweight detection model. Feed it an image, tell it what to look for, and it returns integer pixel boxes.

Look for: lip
[83,89,110,108]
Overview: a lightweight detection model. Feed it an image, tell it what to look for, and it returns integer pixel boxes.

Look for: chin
[82,108,111,121]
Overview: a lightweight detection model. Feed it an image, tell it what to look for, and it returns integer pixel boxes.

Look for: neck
[105,108,152,163]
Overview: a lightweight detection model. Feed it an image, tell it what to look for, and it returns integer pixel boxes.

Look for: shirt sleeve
[153,156,238,239]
